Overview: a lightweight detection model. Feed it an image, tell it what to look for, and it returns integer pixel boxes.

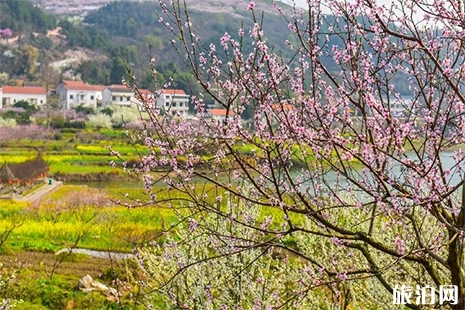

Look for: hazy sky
[293,0,307,7]
[290,0,393,10]
[287,0,421,20]
[280,0,338,12]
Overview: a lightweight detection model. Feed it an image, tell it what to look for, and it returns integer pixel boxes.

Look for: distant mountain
[0,0,298,86]
[31,0,296,17]
[82,0,297,64]
[81,0,414,95]
[0,0,412,96]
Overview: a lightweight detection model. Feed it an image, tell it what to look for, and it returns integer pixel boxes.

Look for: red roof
[3,86,46,95]
[107,85,152,96]
[109,84,148,91]
[109,84,127,89]
[139,89,153,96]
[271,103,295,111]
[62,80,104,91]
[93,85,106,91]
[161,89,187,95]
[210,109,235,116]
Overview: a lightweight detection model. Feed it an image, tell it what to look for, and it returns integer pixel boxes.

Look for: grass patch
[2,252,145,310]
[0,186,174,253]
[76,144,148,156]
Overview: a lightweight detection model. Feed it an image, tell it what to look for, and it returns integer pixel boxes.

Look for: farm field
[0,181,186,308]
[0,129,147,177]
[0,182,182,308]
[0,127,307,308]
[0,128,172,308]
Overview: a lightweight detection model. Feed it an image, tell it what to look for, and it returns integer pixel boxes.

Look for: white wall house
[390,98,413,118]
[56,80,105,110]
[102,85,154,109]
[1,86,47,108]
[157,89,189,116]
[102,86,133,108]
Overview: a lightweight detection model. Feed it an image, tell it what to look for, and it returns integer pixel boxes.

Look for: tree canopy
[0,0,56,34]
[121,0,465,309]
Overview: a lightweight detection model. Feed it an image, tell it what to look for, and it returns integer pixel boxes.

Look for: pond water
[296,152,465,197]
[56,248,133,260]
[73,152,465,194]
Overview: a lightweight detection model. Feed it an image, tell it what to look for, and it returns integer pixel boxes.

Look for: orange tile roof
[93,85,106,91]
[62,80,104,91]
[107,85,152,96]
[63,80,86,87]
[271,103,295,111]
[161,89,187,95]
[2,86,46,95]
[210,109,235,116]
[139,89,153,96]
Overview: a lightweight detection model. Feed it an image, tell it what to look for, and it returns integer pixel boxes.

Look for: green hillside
[0,0,413,96]
[0,0,56,33]
[74,1,301,92]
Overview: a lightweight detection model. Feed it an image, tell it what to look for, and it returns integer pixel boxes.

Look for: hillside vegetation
[0,0,413,95]
[0,0,56,33]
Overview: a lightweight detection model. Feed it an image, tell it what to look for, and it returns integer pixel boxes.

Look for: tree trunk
[447,228,464,309]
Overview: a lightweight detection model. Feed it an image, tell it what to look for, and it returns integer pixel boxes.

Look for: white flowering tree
[0,264,21,309]
[137,195,394,309]
[0,118,17,128]
[87,113,112,130]
[110,106,141,128]
[122,0,465,308]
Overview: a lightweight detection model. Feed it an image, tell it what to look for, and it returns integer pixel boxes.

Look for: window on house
[165,102,170,107]
[112,96,116,101]
[40,100,43,104]
[90,96,94,100]
[70,95,74,99]
[120,96,123,101]
[172,102,177,107]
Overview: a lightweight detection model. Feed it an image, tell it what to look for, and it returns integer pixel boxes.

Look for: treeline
[82,1,290,61]
[0,0,414,97]
[84,1,159,38]
[58,20,110,51]
[78,1,297,95]
[76,57,202,97]
[14,0,413,97]
[0,0,56,34]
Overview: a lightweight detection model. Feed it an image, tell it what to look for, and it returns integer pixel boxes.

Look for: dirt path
[16,180,63,203]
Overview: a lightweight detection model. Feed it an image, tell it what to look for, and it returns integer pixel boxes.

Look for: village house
[389,98,414,118]
[0,156,49,197]
[271,103,295,112]
[209,108,236,122]
[266,102,296,126]
[102,85,154,109]
[157,89,190,116]
[0,86,47,108]
[55,80,105,110]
